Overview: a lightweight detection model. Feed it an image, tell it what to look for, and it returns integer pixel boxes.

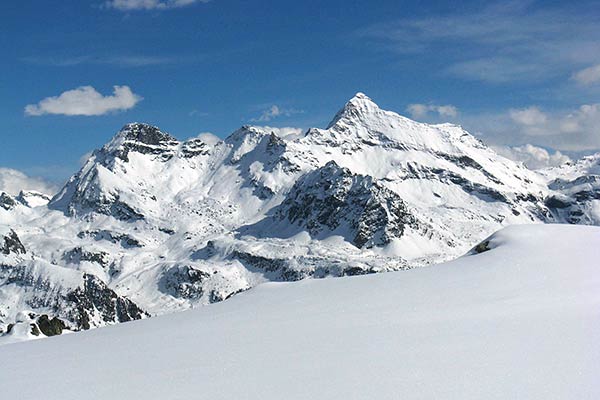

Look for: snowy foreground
[1,224,599,399]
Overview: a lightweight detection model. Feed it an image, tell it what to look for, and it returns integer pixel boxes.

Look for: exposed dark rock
[77,230,143,248]
[37,314,66,337]
[0,192,17,210]
[159,227,176,235]
[181,138,210,158]
[159,265,211,300]
[271,161,416,248]
[472,240,491,254]
[111,123,179,162]
[436,152,503,185]
[30,323,40,336]
[1,229,26,255]
[341,266,376,276]
[64,247,111,268]
[545,195,571,209]
[232,251,290,274]
[66,274,147,330]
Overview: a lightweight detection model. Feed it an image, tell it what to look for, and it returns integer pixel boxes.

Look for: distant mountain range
[1,93,598,342]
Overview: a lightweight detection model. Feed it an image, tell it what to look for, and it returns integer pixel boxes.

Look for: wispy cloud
[25,86,142,116]
[188,109,209,117]
[23,55,178,67]
[104,0,210,11]
[358,2,600,84]
[407,103,458,119]
[251,105,304,122]
[572,64,600,85]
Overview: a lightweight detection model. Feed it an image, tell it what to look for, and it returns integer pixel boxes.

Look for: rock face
[65,274,147,330]
[1,229,26,255]
[36,315,66,337]
[0,192,17,211]
[1,93,597,343]
[108,122,179,162]
[266,161,416,248]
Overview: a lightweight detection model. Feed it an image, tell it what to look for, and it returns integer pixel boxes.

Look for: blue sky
[2,0,600,183]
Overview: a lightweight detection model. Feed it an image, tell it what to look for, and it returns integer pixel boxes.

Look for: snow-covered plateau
[1,93,599,343]
[1,224,598,399]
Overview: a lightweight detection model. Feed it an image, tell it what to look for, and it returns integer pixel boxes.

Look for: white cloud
[509,106,547,126]
[105,0,209,11]
[194,132,221,146]
[407,103,458,119]
[251,105,303,122]
[0,168,57,196]
[25,86,142,116]
[560,104,600,136]
[572,64,600,85]
[493,144,571,170]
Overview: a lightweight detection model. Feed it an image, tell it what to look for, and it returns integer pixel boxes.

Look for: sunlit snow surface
[1,224,599,399]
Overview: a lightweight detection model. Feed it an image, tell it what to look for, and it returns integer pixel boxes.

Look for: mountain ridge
[1,93,598,343]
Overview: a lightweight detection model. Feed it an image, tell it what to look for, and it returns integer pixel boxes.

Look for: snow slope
[1,224,599,399]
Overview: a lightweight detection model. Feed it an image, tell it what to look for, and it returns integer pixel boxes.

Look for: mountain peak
[349,92,372,102]
[111,123,177,146]
[102,123,179,161]
[326,92,381,129]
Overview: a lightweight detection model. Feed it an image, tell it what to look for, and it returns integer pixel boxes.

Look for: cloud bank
[493,144,571,170]
[0,168,57,196]
[25,86,142,116]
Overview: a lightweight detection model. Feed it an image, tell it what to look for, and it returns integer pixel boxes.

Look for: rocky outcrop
[108,123,179,162]
[64,247,111,269]
[0,262,146,333]
[159,265,212,300]
[0,192,17,211]
[36,314,67,337]
[77,230,144,248]
[1,229,26,255]
[65,274,147,330]
[269,161,416,248]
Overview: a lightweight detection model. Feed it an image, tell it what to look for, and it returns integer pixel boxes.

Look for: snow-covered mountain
[0,93,596,341]
[2,224,599,399]
[541,153,600,224]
